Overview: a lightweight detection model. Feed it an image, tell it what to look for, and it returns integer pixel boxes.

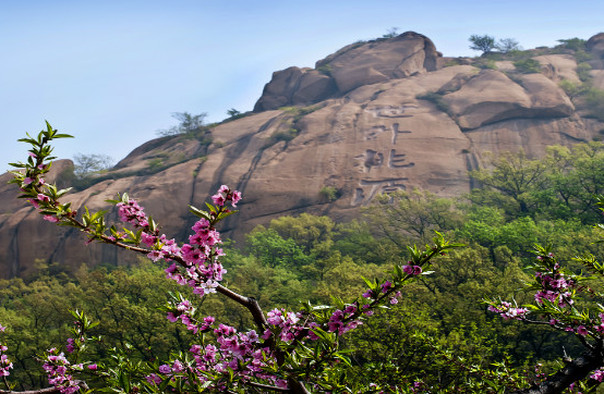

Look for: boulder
[587,33,604,59]
[587,33,604,69]
[534,55,581,83]
[442,70,573,129]
[323,31,441,93]
[254,31,442,111]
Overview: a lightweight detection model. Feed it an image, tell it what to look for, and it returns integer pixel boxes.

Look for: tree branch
[246,381,289,392]
[514,343,604,394]
[0,389,60,394]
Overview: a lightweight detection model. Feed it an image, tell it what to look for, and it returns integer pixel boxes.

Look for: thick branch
[215,285,268,332]
[0,389,59,394]
[246,381,289,392]
[514,344,604,394]
[288,378,311,394]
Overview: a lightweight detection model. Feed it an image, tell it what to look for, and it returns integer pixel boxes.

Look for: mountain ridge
[2,31,604,277]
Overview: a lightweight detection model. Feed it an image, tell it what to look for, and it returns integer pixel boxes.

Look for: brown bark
[514,344,604,394]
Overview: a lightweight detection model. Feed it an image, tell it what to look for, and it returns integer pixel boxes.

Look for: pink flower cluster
[27,192,62,222]
[534,270,574,308]
[265,305,363,341]
[148,322,284,391]
[162,217,227,297]
[0,325,12,378]
[42,348,82,394]
[326,305,362,335]
[594,312,604,334]
[402,264,422,276]
[362,281,402,307]
[66,338,76,353]
[114,186,241,299]
[265,309,305,343]
[116,199,149,228]
[488,301,529,321]
[591,368,604,382]
[166,300,215,334]
[555,312,604,338]
[211,185,242,208]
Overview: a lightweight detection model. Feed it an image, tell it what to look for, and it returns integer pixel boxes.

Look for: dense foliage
[3,125,604,392]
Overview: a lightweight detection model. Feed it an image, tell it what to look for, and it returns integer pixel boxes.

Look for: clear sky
[2,0,603,171]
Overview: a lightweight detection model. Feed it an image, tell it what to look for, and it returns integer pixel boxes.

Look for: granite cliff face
[1,32,604,277]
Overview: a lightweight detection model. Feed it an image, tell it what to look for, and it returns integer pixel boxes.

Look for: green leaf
[217,210,238,220]
[360,276,377,291]
[53,133,74,139]
[189,205,211,220]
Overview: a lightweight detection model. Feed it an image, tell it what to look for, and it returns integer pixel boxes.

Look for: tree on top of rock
[469,34,496,55]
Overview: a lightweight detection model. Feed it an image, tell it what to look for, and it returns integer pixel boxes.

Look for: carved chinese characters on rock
[352,177,410,206]
[355,149,415,173]
[364,104,417,118]
[389,149,414,168]
[353,104,417,206]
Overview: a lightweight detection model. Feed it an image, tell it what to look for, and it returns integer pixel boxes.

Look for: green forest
[4,132,604,392]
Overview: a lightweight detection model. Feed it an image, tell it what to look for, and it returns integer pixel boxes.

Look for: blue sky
[2,0,604,171]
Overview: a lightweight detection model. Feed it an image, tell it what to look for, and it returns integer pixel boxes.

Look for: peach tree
[5,122,604,393]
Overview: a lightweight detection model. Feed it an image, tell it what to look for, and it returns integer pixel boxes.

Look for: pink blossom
[43,215,60,223]
[146,373,162,385]
[381,280,393,293]
[488,301,528,320]
[140,232,157,246]
[166,312,178,323]
[172,359,184,373]
[402,265,422,276]
[147,250,162,261]
[66,338,75,353]
[591,368,604,382]
[362,289,374,299]
[276,379,288,389]
[158,364,171,374]
[211,193,226,207]
[231,190,242,207]
[42,349,80,393]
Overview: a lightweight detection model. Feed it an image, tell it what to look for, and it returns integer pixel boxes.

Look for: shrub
[557,37,587,51]
[416,92,450,113]
[559,79,585,98]
[513,58,541,74]
[585,87,604,121]
[576,62,593,82]
[156,112,208,136]
[319,186,340,202]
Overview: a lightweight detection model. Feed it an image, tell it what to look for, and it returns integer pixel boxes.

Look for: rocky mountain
[2,31,604,277]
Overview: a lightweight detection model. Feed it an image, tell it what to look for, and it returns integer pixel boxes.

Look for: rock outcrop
[254,32,442,111]
[440,69,574,130]
[1,32,604,277]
